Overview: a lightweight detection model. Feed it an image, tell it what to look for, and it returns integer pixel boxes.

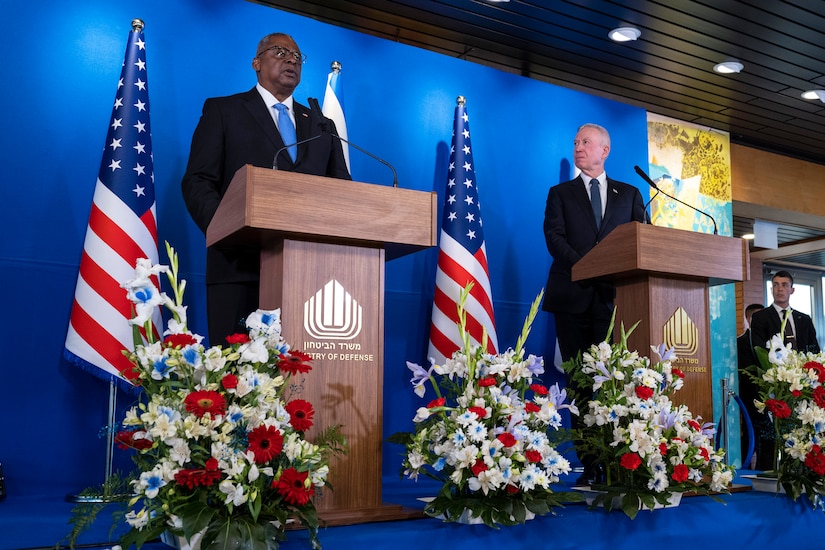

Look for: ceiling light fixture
[608,27,641,42]
[801,90,825,103]
[742,233,755,240]
[713,61,744,74]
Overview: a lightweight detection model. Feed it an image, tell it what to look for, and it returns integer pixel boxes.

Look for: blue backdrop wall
[0,0,652,498]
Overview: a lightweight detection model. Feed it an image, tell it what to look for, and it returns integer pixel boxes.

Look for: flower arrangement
[746,331,825,505]
[389,286,582,527]
[94,244,345,549]
[564,319,734,519]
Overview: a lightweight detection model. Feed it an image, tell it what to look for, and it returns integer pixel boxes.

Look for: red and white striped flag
[64,20,159,386]
[428,97,498,364]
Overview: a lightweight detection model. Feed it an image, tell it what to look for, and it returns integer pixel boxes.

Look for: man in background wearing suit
[542,123,646,484]
[182,32,350,346]
[750,270,820,354]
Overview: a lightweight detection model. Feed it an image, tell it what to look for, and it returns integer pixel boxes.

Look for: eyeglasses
[257,45,307,64]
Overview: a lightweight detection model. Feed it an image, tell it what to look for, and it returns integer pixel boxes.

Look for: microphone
[308,97,399,187]
[633,165,718,235]
[272,133,322,170]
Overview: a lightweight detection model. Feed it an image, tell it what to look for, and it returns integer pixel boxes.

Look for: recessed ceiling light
[713,61,744,74]
[608,27,641,42]
[801,90,825,103]
[742,233,755,240]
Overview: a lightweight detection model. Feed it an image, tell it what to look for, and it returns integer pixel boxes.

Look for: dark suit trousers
[207,282,259,347]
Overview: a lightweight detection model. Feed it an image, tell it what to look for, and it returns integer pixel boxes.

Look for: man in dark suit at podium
[182,32,350,345]
[750,270,820,354]
[542,123,646,484]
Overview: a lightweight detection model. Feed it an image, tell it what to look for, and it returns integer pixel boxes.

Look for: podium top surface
[572,222,750,285]
[206,165,437,256]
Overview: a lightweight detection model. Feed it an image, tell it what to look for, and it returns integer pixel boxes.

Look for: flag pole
[65,17,152,503]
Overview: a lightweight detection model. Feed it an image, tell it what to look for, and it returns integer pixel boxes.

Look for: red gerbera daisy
[805,361,825,383]
[285,399,315,432]
[279,351,313,375]
[805,447,825,476]
[184,390,227,418]
[813,387,825,409]
[274,467,315,505]
[247,425,284,463]
[766,398,792,419]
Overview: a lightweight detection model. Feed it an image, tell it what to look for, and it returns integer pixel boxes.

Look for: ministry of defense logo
[662,306,698,356]
[303,279,362,340]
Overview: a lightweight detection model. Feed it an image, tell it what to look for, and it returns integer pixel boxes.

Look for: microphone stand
[634,165,718,235]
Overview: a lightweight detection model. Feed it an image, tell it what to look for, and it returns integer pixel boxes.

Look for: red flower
[659,442,668,456]
[497,433,517,447]
[247,425,284,463]
[471,459,488,476]
[114,430,153,450]
[699,447,710,462]
[619,452,642,470]
[687,420,701,431]
[506,484,520,494]
[672,464,689,483]
[766,399,792,419]
[671,368,685,379]
[525,449,542,463]
[184,390,227,418]
[221,373,238,390]
[226,333,250,345]
[477,377,497,387]
[468,406,487,418]
[427,397,445,409]
[285,399,315,432]
[174,458,222,490]
[804,447,825,476]
[635,386,654,400]
[805,361,825,383]
[813,387,825,409]
[530,384,549,396]
[279,351,313,375]
[274,467,315,506]
[163,333,198,348]
[792,390,802,397]
[525,402,541,414]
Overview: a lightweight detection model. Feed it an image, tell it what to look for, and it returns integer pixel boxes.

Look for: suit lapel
[602,178,622,230]
[293,103,312,163]
[571,176,600,232]
[240,89,280,150]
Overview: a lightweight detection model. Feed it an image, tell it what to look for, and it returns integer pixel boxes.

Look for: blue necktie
[274,103,297,162]
[589,178,602,229]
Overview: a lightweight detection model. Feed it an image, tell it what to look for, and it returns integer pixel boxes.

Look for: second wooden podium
[572,222,749,422]
[207,165,437,524]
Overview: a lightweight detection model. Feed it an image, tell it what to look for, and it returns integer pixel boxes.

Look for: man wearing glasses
[182,33,350,346]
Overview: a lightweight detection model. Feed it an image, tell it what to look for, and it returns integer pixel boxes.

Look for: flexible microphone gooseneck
[272,133,322,170]
[633,165,718,235]
[308,97,399,187]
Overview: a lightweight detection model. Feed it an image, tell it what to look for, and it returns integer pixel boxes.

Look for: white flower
[125,508,150,529]
[219,479,248,506]
[413,407,431,423]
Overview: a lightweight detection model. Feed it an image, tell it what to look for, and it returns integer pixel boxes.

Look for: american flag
[428,97,498,364]
[64,20,159,386]
[321,61,350,172]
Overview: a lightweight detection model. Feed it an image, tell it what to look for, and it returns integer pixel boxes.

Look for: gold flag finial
[457,95,466,106]
[331,61,342,73]
[131,18,145,32]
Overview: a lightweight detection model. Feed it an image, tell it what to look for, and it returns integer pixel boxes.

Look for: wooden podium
[207,165,437,524]
[572,222,749,422]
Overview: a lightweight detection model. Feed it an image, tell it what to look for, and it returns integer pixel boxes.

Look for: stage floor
[4,472,824,550]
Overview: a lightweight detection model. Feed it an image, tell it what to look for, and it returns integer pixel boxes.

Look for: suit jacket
[542,175,646,314]
[750,306,820,353]
[182,88,351,284]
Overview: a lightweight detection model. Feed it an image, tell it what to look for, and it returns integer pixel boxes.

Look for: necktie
[589,178,602,229]
[782,309,795,347]
[274,103,297,162]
